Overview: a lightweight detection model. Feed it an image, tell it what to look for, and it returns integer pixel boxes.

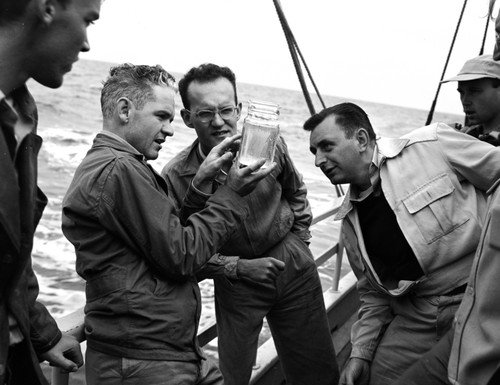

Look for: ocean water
[28,59,462,327]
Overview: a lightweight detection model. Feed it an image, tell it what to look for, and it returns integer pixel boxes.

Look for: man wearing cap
[442,54,500,146]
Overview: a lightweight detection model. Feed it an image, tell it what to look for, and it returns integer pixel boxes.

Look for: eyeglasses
[185,106,238,123]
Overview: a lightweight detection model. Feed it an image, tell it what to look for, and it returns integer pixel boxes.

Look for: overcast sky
[85,0,497,114]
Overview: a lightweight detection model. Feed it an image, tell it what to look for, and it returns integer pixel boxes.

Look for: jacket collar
[0,85,39,252]
[173,138,204,177]
[94,130,144,159]
[335,136,409,221]
[376,136,409,159]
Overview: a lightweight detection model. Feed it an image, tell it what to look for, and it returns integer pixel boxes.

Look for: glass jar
[238,100,280,169]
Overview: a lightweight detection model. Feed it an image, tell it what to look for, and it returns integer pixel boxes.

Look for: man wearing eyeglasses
[161,63,339,385]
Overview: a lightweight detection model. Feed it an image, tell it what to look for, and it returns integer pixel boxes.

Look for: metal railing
[52,203,357,385]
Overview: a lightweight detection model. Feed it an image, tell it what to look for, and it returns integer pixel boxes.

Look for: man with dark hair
[162,63,339,385]
[304,102,500,385]
[442,54,500,145]
[62,63,275,385]
[393,3,500,384]
[0,0,101,383]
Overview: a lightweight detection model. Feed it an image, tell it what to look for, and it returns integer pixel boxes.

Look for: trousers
[215,233,339,385]
[368,289,463,385]
[4,341,39,385]
[394,329,500,385]
[85,347,223,385]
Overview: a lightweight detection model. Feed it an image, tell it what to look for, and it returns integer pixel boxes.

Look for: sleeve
[163,163,242,281]
[162,161,212,225]
[276,136,312,242]
[93,159,249,281]
[26,264,62,355]
[181,181,213,223]
[195,253,240,281]
[349,274,394,361]
[437,123,500,192]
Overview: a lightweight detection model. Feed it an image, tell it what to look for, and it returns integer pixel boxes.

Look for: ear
[36,0,57,25]
[180,108,195,128]
[117,97,132,124]
[355,128,370,153]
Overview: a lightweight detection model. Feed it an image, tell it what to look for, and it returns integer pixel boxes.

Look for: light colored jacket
[336,123,500,361]
[448,182,500,385]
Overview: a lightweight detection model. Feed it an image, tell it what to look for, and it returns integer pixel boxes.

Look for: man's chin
[212,136,227,147]
[35,74,65,89]
[466,116,479,125]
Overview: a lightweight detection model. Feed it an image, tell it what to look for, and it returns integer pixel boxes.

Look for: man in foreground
[393,2,500,383]
[0,0,101,383]
[162,63,339,385]
[304,102,500,385]
[62,63,275,385]
[442,54,500,145]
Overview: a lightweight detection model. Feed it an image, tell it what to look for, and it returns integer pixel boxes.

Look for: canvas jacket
[62,132,249,361]
[448,182,500,385]
[0,86,62,385]
[161,136,312,274]
[336,123,500,361]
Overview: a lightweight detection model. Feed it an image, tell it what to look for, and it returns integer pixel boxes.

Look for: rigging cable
[272,0,344,197]
[272,0,326,115]
[479,11,491,55]
[425,0,468,126]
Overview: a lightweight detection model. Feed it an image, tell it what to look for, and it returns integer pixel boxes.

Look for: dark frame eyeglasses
[185,106,238,123]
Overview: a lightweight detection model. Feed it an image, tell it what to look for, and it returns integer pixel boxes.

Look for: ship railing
[52,203,359,385]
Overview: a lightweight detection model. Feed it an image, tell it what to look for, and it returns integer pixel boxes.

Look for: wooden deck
[51,205,359,385]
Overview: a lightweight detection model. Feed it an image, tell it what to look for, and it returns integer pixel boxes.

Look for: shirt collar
[349,143,384,202]
[198,143,207,160]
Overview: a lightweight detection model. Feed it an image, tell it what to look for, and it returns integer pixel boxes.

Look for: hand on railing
[40,334,83,373]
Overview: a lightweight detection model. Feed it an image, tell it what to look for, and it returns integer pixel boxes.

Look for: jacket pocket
[86,267,127,301]
[402,173,468,244]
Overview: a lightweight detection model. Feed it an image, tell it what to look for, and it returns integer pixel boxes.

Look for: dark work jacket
[0,86,62,384]
[62,132,249,361]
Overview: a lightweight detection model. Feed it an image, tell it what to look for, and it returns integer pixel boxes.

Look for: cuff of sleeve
[224,260,239,280]
[294,229,311,243]
[185,180,212,208]
[36,329,62,355]
[350,344,374,362]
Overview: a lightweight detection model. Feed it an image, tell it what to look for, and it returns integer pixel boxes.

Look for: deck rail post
[51,368,69,385]
[332,221,344,291]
